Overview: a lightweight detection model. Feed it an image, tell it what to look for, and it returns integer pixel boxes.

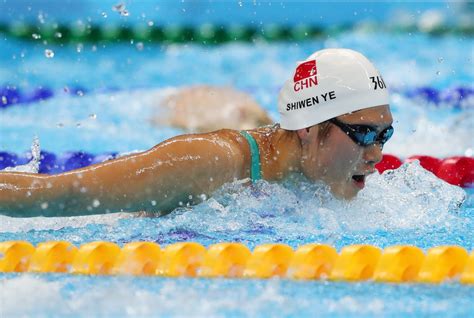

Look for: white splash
[3,136,40,173]
[341,161,466,231]
[0,212,134,233]
[173,161,466,236]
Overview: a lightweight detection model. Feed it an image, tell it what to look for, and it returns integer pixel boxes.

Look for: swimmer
[0,48,393,217]
[153,85,273,132]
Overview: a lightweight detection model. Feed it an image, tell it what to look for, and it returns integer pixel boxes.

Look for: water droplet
[57,122,64,128]
[101,12,108,18]
[353,11,358,16]
[89,113,97,119]
[92,199,100,207]
[44,49,54,58]
[151,200,157,206]
[436,71,441,75]
[54,32,62,38]
[32,33,41,39]
[76,122,82,128]
[112,3,125,12]
[38,12,45,24]
[76,43,83,53]
[76,90,84,96]
[437,57,444,63]
[147,21,154,27]
[238,1,243,7]
[136,42,144,51]
[1,96,7,104]
[91,45,97,52]
[120,9,129,16]
[40,202,48,209]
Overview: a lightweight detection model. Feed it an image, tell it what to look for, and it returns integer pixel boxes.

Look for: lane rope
[1,22,473,45]
[0,241,472,284]
[1,85,472,109]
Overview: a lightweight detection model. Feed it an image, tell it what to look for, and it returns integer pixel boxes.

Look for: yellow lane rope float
[0,241,472,284]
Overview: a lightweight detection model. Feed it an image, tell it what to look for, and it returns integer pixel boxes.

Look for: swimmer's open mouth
[351,174,366,189]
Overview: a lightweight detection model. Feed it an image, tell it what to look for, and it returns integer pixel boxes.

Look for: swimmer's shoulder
[150,128,251,162]
[208,124,281,151]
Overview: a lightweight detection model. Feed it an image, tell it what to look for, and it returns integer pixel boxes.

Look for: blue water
[1,32,473,156]
[2,274,473,317]
[0,0,458,26]
[1,1,474,317]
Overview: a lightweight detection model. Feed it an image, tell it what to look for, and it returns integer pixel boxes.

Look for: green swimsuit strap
[239,130,262,182]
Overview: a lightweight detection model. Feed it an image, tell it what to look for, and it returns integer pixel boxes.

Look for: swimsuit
[239,130,262,182]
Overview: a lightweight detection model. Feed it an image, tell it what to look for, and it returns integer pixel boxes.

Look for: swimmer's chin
[327,185,360,201]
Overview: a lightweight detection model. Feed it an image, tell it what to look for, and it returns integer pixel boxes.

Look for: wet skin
[0,105,392,217]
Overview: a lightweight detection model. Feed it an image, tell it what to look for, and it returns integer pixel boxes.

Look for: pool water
[1,2,474,317]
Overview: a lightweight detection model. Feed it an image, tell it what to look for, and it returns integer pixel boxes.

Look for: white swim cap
[278,48,389,130]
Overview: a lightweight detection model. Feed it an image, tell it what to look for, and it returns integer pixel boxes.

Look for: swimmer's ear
[296,126,318,146]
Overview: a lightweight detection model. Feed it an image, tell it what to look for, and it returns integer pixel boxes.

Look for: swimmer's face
[298,105,393,199]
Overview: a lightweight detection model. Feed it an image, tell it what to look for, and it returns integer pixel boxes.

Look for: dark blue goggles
[329,118,394,147]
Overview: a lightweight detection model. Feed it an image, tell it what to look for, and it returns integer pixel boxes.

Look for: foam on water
[159,161,466,239]
[1,161,468,250]
[2,274,473,317]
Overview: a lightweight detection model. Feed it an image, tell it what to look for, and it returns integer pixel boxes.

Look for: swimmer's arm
[0,131,247,217]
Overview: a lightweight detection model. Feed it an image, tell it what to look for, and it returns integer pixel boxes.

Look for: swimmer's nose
[363,143,383,166]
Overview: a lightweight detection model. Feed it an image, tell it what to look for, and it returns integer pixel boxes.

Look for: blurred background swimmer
[152,85,273,132]
[0,48,393,218]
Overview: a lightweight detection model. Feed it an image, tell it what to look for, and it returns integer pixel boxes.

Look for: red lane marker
[436,157,474,187]
[376,154,402,173]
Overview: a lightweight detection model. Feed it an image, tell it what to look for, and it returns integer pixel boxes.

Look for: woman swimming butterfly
[0,49,393,217]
